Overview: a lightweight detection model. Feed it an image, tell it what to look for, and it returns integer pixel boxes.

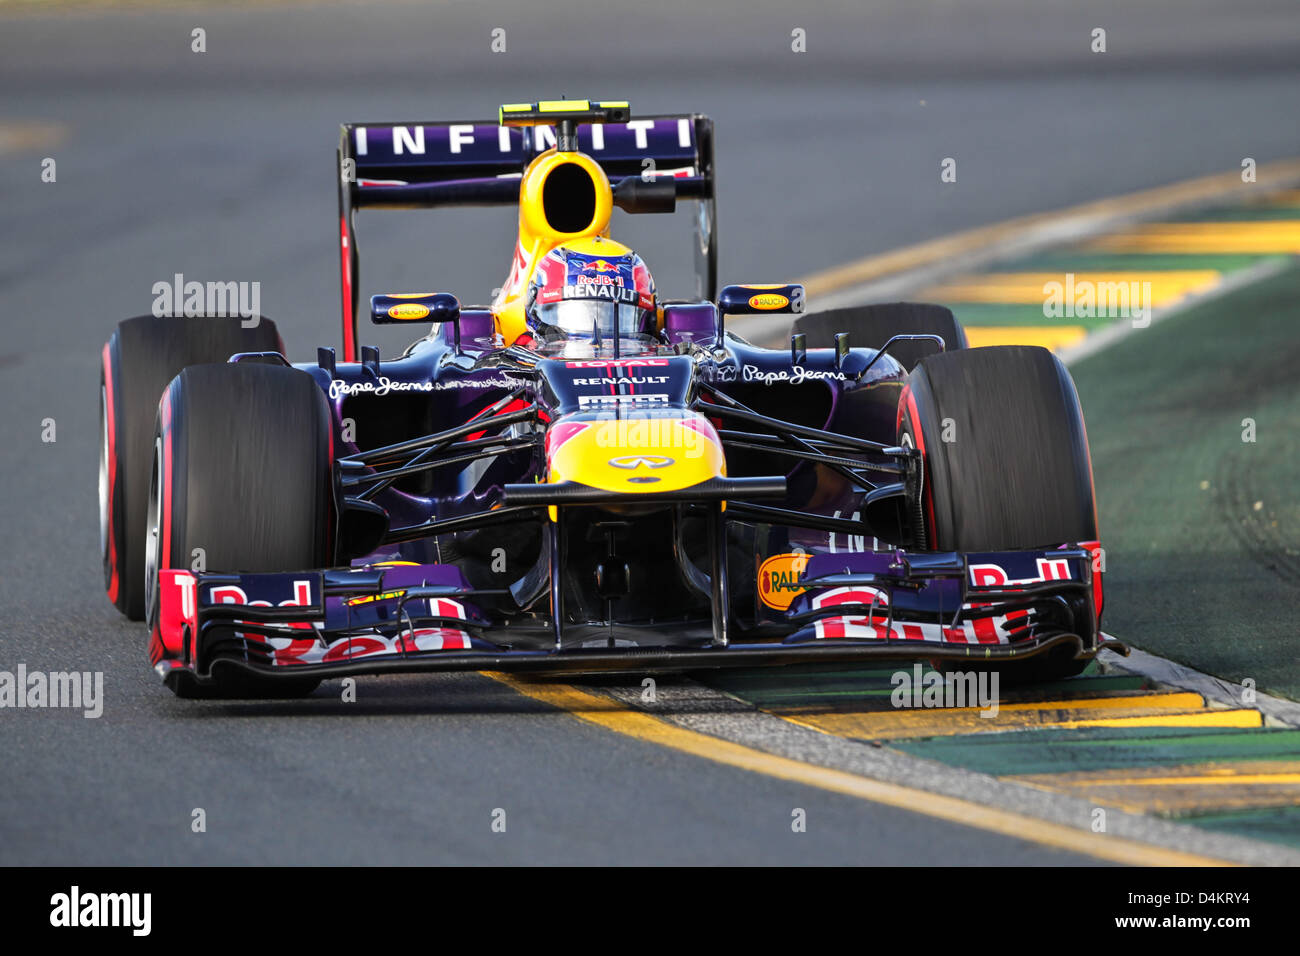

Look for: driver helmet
[525,237,656,345]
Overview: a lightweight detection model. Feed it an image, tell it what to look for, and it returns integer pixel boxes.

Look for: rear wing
[335,113,717,360]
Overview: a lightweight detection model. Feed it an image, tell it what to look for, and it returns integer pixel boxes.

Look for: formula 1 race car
[99,100,1114,698]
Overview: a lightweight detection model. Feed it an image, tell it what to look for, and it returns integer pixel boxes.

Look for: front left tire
[101,314,283,619]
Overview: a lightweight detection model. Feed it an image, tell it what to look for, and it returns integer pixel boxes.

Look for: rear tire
[101,314,283,619]
[147,362,333,698]
[792,302,966,371]
[898,346,1098,681]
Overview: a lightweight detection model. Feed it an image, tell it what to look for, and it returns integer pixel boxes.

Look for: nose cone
[546,413,725,493]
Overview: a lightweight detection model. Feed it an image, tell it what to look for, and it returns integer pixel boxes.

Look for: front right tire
[148,362,334,698]
[898,345,1099,680]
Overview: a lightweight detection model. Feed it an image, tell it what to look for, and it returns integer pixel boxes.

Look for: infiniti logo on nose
[608,455,674,469]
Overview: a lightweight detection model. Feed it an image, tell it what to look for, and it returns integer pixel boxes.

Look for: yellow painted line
[782,708,1254,740]
[920,690,1203,714]
[1062,710,1264,730]
[485,672,1234,865]
[0,121,66,157]
[963,326,1089,351]
[917,270,1222,306]
[784,708,1258,741]
[799,158,1300,297]
[1030,786,1300,816]
[1068,772,1300,787]
[774,691,1211,740]
[1018,761,1300,788]
[1010,762,1300,814]
[767,690,1206,717]
[1088,222,1300,254]
[1094,222,1300,234]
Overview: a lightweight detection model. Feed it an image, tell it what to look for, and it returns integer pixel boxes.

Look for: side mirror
[370,292,460,326]
[717,283,805,316]
[370,292,461,350]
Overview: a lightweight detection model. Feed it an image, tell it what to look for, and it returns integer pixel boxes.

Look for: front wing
[150,543,1115,689]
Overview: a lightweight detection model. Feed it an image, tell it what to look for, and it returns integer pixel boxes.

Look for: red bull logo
[580,258,621,274]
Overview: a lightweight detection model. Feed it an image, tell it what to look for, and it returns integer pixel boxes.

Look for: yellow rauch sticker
[749,293,789,310]
[346,589,407,607]
[388,303,431,320]
[758,552,811,610]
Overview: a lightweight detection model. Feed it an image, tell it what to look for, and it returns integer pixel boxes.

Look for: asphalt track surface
[2,0,1299,864]
[1074,263,1300,699]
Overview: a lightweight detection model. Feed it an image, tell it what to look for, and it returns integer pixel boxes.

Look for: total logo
[565,359,669,369]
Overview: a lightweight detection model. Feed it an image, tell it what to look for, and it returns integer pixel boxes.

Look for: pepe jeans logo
[712,364,848,385]
[608,455,674,469]
[742,365,847,385]
[329,378,435,400]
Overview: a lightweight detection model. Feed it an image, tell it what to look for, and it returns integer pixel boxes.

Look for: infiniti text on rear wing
[335,114,717,359]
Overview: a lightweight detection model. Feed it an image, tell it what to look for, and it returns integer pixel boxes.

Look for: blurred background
[3,0,1300,357]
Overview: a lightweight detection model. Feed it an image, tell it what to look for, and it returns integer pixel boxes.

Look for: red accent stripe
[899,384,937,545]
[970,613,1000,644]
[1081,539,1105,626]
[466,397,529,442]
[326,403,335,562]
[102,343,120,603]
[160,387,174,574]
[340,215,356,362]
[544,421,589,460]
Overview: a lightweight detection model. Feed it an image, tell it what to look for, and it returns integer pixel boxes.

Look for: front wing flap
[150,563,492,682]
[785,542,1106,658]
[150,542,1110,686]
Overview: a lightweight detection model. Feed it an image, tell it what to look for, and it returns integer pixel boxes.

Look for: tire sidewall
[898,364,956,549]
[101,315,284,620]
[147,363,333,697]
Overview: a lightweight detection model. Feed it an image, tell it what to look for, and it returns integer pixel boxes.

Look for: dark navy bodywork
[149,301,1107,689]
